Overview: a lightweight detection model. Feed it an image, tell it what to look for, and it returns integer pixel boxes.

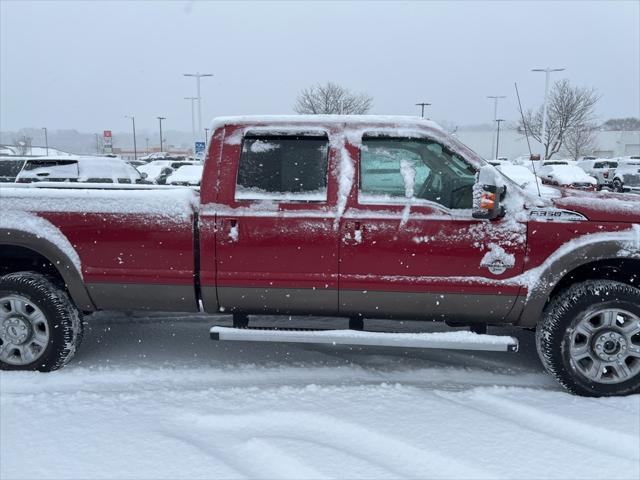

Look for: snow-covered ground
[1,312,639,480]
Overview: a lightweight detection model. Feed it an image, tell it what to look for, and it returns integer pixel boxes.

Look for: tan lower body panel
[214,286,518,323]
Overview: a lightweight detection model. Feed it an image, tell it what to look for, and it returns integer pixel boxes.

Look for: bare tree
[13,134,33,155]
[518,79,600,159]
[294,82,373,114]
[563,123,598,160]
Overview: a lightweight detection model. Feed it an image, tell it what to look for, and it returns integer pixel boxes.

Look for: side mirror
[473,166,507,220]
[140,172,148,179]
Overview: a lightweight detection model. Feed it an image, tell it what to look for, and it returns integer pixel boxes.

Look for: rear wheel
[0,272,83,371]
[537,280,640,396]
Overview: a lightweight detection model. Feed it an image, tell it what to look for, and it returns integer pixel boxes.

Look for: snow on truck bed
[1,312,638,480]
[0,184,198,218]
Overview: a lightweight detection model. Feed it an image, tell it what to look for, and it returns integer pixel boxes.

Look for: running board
[210,326,518,352]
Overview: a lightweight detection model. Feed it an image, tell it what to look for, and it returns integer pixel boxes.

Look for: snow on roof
[0,145,73,157]
[210,115,445,133]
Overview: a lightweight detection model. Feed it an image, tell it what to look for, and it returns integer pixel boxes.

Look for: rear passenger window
[236,135,329,201]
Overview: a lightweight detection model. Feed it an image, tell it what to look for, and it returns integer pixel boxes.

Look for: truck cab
[198,117,524,324]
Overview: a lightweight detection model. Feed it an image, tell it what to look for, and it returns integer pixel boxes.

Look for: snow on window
[333,136,354,223]
[235,186,327,202]
[236,136,328,202]
[248,140,280,154]
[400,159,416,198]
[359,138,475,211]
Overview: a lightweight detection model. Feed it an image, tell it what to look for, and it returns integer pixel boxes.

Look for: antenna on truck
[514,82,542,197]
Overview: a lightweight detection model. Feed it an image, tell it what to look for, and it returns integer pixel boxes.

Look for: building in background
[455,127,640,160]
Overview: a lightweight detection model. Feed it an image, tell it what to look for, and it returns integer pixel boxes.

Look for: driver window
[358,137,476,209]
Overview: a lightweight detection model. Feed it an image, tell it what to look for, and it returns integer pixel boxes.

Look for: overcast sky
[1,0,639,134]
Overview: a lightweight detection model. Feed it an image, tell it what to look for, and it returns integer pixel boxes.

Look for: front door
[339,133,527,323]
[214,127,340,315]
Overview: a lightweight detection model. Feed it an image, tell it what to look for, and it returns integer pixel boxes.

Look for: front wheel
[0,272,83,371]
[613,179,624,193]
[536,280,640,396]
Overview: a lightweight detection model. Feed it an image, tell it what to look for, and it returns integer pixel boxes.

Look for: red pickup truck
[1,116,639,396]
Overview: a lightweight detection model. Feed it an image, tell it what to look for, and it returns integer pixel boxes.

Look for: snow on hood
[553,190,640,222]
[540,165,597,185]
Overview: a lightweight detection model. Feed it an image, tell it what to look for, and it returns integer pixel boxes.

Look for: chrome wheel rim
[0,295,50,365]
[569,308,640,384]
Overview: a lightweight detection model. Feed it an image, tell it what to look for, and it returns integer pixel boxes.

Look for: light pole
[184,97,197,150]
[204,128,209,143]
[487,95,506,159]
[415,102,431,118]
[125,115,137,160]
[495,119,505,159]
[532,67,565,160]
[183,72,213,138]
[94,133,100,154]
[157,116,166,152]
[145,137,150,154]
[42,127,48,156]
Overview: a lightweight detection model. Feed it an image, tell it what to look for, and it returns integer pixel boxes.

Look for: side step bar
[210,326,518,352]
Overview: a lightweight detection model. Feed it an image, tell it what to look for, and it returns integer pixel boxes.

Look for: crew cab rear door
[338,131,527,323]
[208,125,341,315]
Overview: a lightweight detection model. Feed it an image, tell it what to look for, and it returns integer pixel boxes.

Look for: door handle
[227,219,239,243]
[354,222,362,244]
[344,222,363,245]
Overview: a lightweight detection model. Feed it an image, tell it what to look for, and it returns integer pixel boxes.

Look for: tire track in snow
[160,429,327,479]
[251,434,406,478]
[436,389,639,462]
[169,410,505,480]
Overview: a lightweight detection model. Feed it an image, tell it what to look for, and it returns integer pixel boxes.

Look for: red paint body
[8,117,639,325]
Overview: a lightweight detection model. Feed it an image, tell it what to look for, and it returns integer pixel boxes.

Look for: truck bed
[1,184,200,312]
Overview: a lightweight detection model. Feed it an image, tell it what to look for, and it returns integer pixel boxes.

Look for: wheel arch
[518,239,640,328]
[0,229,95,311]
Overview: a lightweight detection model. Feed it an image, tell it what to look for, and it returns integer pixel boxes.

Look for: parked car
[165,164,204,186]
[577,159,618,189]
[138,152,186,162]
[537,164,598,190]
[15,156,146,184]
[0,158,27,182]
[487,159,509,167]
[612,159,640,193]
[137,162,174,184]
[127,159,148,168]
[15,158,80,183]
[495,164,559,198]
[1,115,639,397]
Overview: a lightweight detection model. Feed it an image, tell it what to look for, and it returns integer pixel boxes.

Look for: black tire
[613,179,624,193]
[536,280,640,396]
[0,272,83,371]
